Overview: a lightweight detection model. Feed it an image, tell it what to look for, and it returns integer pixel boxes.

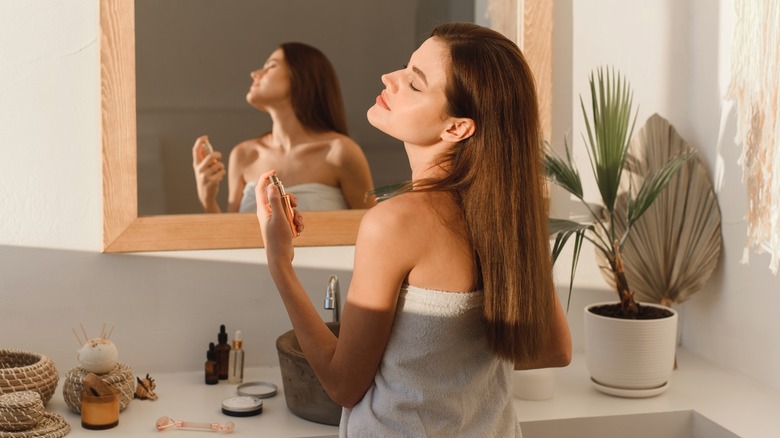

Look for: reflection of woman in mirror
[256,23,571,436]
[192,42,375,213]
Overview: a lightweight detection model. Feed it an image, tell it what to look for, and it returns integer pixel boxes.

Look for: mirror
[101,0,552,252]
[134,0,452,216]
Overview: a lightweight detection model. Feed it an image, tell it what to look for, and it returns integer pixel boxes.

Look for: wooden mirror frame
[101,0,552,253]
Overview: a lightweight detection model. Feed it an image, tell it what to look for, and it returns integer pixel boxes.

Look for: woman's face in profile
[246,48,292,110]
[367,37,451,146]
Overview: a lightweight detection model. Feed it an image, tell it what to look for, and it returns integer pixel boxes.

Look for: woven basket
[0,412,70,438]
[0,391,44,432]
[0,350,58,405]
[62,363,134,413]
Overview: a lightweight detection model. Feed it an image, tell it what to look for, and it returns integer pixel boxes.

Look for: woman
[192,42,375,213]
[257,23,571,436]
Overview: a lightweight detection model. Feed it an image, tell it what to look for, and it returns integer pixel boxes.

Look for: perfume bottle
[269,174,299,237]
[215,325,231,380]
[199,136,214,161]
[205,343,218,385]
[227,330,244,384]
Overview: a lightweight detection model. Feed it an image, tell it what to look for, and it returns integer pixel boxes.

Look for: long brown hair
[423,23,555,363]
[280,42,349,135]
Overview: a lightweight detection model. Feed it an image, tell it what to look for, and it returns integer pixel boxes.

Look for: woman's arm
[258,173,414,407]
[225,142,251,213]
[514,291,572,370]
[330,138,376,209]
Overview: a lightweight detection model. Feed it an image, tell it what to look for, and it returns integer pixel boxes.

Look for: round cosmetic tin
[236,381,278,399]
[221,396,263,417]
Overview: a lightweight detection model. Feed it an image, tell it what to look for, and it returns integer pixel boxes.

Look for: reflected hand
[192,135,225,212]
[256,170,304,264]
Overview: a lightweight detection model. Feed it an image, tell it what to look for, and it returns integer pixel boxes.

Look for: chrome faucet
[324,275,340,323]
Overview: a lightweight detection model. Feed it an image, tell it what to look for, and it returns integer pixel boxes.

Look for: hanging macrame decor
[726,0,780,274]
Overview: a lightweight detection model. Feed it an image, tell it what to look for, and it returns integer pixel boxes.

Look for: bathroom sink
[519,410,738,438]
[276,322,341,426]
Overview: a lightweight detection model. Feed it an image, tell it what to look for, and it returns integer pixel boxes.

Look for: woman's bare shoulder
[359,193,438,238]
[324,131,357,145]
[356,191,471,289]
[320,134,370,178]
[367,191,432,216]
[233,135,268,153]
[229,136,267,167]
[324,133,364,155]
[354,194,432,271]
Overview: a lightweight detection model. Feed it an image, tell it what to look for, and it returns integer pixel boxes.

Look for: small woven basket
[0,412,70,438]
[0,350,59,405]
[0,391,44,432]
[62,363,134,413]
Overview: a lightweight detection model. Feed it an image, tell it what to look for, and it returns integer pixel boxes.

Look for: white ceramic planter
[584,301,678,396]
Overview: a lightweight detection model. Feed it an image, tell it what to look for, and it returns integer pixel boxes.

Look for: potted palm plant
[546,67,693,397]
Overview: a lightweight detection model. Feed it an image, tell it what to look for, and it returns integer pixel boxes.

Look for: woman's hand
[256,170,304,267]
[192,135,225,213]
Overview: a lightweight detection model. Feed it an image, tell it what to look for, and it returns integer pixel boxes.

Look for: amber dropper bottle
[205,342,218,385]
[215,325,231,380]
[269,175,299,237]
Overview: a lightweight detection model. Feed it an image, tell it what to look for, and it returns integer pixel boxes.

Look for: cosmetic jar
[81,390,120,430]
[236,381,278,399]
[221,396,263,417]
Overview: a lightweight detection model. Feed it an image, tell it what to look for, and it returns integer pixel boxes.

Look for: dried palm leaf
[595,114,722,305]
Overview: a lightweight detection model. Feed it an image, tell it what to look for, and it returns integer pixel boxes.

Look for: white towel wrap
[340,284,520,437]
[240,181,349,212]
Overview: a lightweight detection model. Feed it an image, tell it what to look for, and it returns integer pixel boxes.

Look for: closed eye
[402,65,420,92]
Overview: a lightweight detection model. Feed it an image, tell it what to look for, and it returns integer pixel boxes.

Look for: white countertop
[45,348,780,437]
[47,366,339,438]
[514,349,780,437]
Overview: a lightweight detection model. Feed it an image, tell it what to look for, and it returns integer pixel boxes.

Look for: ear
[441,117,475,143]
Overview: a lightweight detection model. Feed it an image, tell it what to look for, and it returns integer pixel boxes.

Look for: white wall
[2,0,780,394]
[682,0,780,391]
[0,1,101,251]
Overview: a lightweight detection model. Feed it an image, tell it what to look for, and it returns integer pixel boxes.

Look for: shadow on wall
[0,245,352,374]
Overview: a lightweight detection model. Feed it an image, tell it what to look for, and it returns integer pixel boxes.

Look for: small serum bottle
[227,330,245,384]
[215,325,232,380]
[269,174,299,237]
[205,342,218,385]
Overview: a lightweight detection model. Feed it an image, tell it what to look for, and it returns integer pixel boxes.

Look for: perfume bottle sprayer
[269,175,299,237]
[199,136,214,161]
